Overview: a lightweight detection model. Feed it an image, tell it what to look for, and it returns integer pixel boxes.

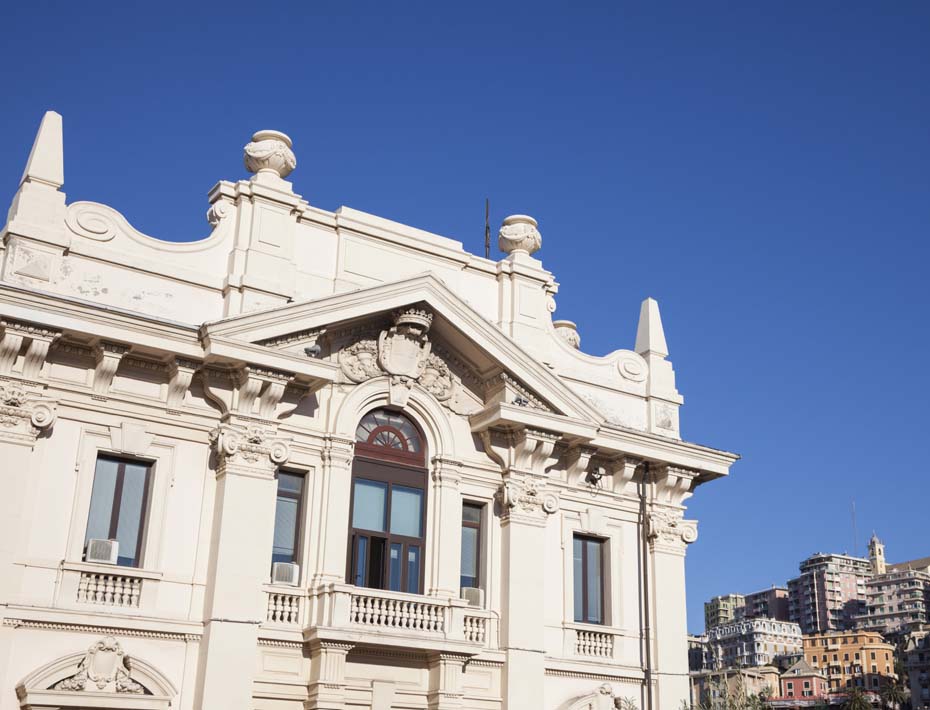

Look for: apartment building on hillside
[788,554,871,634]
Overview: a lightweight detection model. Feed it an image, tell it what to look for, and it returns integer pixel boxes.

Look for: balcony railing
[304,583,497,651]
[265,586,307,626]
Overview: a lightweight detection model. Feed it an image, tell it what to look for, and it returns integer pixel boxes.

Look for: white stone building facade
[0,113,737,710]
[706,619,802,669]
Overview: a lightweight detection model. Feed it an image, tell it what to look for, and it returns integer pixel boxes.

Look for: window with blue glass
[573,535,605,624]
[272,472,304,564]
[348,409,426,594]
[84,456,153,567]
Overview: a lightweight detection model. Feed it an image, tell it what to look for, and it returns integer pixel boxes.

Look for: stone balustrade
[76,570,142,608]
[305,583,496,651]
[265,587,306,626]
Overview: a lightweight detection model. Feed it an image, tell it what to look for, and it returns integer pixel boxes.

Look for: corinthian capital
[209,423,290,474]
[646,509,698,553]
[0,379,56,446]
[496,477,559,523]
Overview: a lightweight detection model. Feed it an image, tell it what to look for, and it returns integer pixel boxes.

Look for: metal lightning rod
[484,198,490,259]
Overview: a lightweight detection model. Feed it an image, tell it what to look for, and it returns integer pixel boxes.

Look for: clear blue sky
[2,2,928,634]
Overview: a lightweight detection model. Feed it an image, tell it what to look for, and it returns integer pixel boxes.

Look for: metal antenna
[484,198,490,259]
[852,500,858,555]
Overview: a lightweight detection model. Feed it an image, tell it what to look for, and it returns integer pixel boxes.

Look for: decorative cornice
[1,617,201,642]
[257,638,303,649]
[544,667,645,684]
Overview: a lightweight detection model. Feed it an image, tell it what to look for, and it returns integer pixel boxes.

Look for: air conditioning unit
[271,562,300,586]
[461,586,485,607]
[86,538,119,565]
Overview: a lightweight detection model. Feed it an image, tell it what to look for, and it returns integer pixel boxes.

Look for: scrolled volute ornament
[243,130,297,179]
[209,424,290,470]
[647,509,698,550]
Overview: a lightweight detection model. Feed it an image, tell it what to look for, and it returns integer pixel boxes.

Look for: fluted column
[193,423,290,710]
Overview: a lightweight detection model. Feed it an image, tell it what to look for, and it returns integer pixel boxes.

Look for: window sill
[63,560,163,580]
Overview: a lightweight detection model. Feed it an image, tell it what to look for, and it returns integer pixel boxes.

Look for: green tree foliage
[842,687,874,710]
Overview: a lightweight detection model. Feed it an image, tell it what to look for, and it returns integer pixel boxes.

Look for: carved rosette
[209,423,290,474]
[243,129,296,178]
[53,636,145,694]
[0,380,56,446]
[646,509,698,553]
[498,214,542,256]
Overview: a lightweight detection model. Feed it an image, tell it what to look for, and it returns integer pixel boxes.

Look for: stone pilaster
[306,640,354,710]
[427,652,468,710]
[429,456,463,598]
[498,474,557,710]
[193,422,290,710]
[646,505,698,710]
[311,434,355,586]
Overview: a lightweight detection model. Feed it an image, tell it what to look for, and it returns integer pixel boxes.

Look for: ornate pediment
[331,305,485,415]
[16,636,176,709]
[201,273,601,425]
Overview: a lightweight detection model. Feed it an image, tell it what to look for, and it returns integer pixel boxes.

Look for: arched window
[348,409,427,594]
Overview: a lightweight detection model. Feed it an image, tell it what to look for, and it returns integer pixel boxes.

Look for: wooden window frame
[460,501,483,590]
[574,533,606,625]
[85,455,154,568]
[347,410,428,595]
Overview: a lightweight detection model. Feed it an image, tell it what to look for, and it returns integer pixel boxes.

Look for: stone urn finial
[243,130,296,179]
[498,214,541,256]
[553,320,581,349]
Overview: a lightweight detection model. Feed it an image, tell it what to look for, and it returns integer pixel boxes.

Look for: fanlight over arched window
[348,408,427,594]
[354,408,424,465]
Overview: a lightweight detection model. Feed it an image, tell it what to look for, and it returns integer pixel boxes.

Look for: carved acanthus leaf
[209,423,290,472]
[0,380,56,445]
[647,509,698,551]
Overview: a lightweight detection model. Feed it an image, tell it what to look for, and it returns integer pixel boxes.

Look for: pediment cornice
[202,273,605,427]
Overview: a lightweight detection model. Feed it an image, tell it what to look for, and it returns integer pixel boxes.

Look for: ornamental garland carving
[53,636,146,694]
[646,509,698,551]
[336,305,482,415]
[0,380,56,445]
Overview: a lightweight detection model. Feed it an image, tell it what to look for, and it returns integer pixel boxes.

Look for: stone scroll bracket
[0,319,62,379]
[201,364,297,423]
[92,341,130,400]
[166,357,199,414]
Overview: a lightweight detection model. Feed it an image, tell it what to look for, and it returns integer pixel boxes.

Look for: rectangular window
[349,458,427,594]
[272,472,304,564]
[85,456,152,567]
[573,535,605,625]
[460,502,483,589]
